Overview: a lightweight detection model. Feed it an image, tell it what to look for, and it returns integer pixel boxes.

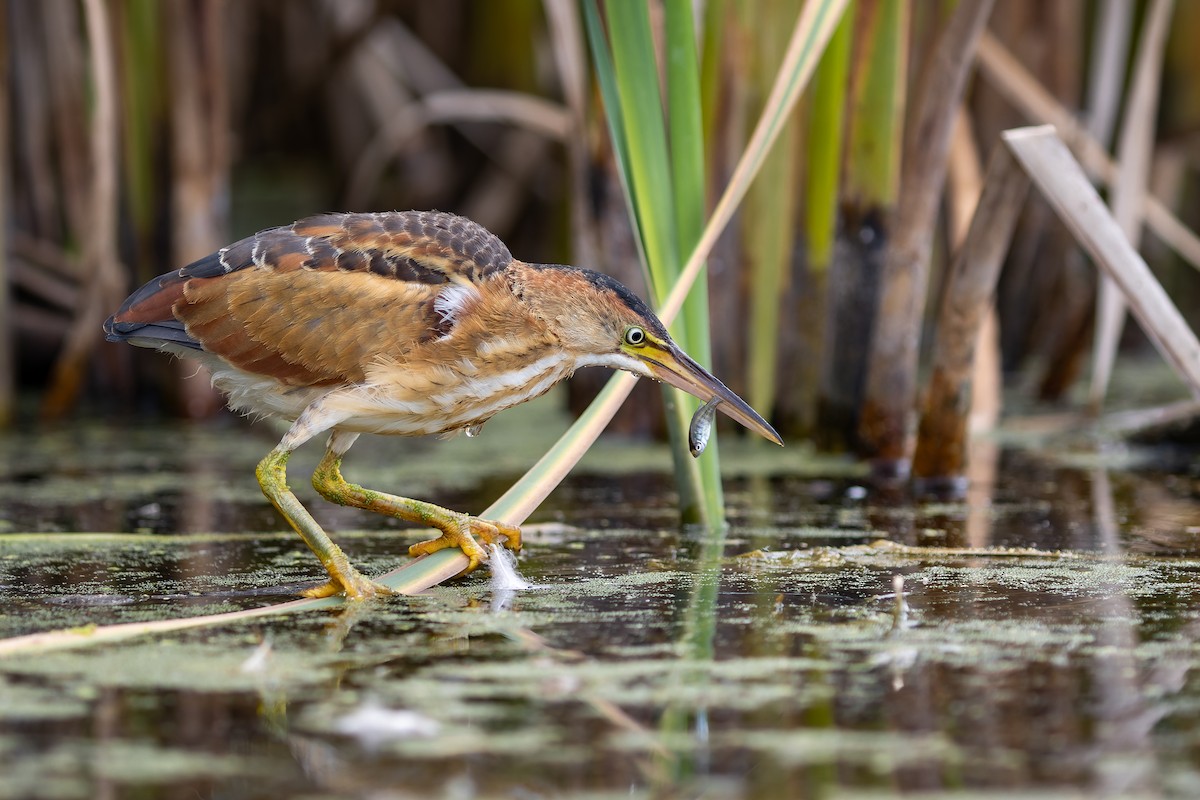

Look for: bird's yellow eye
[624,326,647,347]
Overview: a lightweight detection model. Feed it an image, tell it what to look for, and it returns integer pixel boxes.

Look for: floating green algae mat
[4,405,1200,797]
[5,532,1200,797]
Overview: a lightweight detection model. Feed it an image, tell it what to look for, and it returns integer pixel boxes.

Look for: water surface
[2,395,1200,799]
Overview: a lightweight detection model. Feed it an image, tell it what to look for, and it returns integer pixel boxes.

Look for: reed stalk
[974,33,1200,272]
[816,0,908,451]
[589,0,718,524]
[665,0,726,519]
[1088,0,1175,413]
[858,0,994,471]
[745,0,803,423]
[912,143,1030,486]
[118,0,163,283]
[166,0,229,418]
[793,2,853,433]
[42,0,126,420]
[0,1,10,428]
[1004,127,1200,397]
[0,1,10,431]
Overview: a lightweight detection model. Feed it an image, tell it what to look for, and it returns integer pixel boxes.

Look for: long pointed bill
[640,344,783,446]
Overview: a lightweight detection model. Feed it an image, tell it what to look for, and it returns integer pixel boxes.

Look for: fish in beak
[638,342,783,447]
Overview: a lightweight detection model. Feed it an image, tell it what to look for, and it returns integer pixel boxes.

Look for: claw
[408,514,522,574]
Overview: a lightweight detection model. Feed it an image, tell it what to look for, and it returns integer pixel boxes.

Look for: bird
[104,210,782,600]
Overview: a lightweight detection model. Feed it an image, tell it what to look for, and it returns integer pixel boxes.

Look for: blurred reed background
[5,0,1200,468]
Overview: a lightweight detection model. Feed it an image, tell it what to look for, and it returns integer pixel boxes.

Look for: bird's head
[521,263,782,447]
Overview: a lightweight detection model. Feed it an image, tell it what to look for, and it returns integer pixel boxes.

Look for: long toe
[302,580,343,599]
[408,526,488,572]
[303,572,395,601]
[469,517,522,553]
[407,514,523,575]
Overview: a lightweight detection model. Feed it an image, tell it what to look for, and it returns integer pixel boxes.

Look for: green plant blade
[843,0,907,209]
[745,0,805,419]
[806,2,854,274]
[658,0,853,325]
[664,0,724,521]
[593,0,716,523]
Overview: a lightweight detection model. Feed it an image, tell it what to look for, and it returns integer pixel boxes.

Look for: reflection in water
[1090,467,1157,797]
[966,437,999,548]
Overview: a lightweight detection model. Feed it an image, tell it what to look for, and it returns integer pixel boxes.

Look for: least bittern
[105,211,781,600]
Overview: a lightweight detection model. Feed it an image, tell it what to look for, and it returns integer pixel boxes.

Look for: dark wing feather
[294,210,512,283]
[103,272,199,350]
[104,211,513,387]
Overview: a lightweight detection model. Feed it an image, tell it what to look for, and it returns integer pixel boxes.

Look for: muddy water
[2,400,1200,798]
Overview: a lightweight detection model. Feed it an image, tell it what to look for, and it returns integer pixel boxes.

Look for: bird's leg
[257,449,394,599]
[257,409,393,601]
[312,432,521,575]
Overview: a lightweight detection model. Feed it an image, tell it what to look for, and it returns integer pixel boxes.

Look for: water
[2,404,1200,798]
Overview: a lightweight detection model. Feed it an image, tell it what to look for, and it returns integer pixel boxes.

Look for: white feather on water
[487,543,531,591]
[487,543,532,611]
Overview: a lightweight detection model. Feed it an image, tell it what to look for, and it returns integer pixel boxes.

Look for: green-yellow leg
[256,448,393,600]
[311,447,522,577]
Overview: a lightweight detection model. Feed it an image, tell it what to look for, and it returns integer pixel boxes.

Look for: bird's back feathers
[104,210,517,387]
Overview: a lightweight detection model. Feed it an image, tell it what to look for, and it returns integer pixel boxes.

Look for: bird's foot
[302,564,395,601]
[408,514,522,573]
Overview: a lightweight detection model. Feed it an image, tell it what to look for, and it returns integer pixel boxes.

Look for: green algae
[0,677,91,722]
[5,526,1200,797]
[91,741,265,783]
[1,637,338,692]
[1,740,267,799]
[718,728,960,769]
[6,394,1200,797]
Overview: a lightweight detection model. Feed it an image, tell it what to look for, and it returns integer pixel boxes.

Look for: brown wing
[104,211,514,387]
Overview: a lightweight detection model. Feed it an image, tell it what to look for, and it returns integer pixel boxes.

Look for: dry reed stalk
[41,0,90,241]
[857,0,994,473]
[912,141,1030,486]
[1089,0,1175,413]
[42,0,127,420]
[976,32,1200,271]
[1101,399,1200,437]
[978,4,1089,403]
[10,258,79,312]
[1085,0,1133,149]
[344,89,572,210]
[541,0,598,288]
[0,548,469,657]
[0,0,10,428]
[1005,126,1200,396]
[947,109,1000,434]
[9,2,53,239]
[167,0,230,418]
[341,15,570,217]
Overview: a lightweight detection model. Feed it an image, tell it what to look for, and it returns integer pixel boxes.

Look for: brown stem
[858,0,996,471]
[42,0,127,420]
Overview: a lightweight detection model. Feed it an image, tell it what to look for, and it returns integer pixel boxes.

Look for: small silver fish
[688,397,722,458]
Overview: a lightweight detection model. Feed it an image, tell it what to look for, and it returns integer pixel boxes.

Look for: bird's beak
[639,344,783,446]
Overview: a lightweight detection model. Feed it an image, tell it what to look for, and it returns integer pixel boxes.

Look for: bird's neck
[508,261,614,357]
